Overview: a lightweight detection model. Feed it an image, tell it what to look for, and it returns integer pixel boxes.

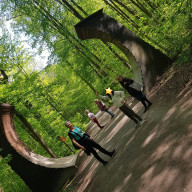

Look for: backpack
[68,131,90,150]
[128,81,143,91]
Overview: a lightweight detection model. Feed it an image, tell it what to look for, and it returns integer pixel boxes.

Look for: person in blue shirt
[66,121,115,165]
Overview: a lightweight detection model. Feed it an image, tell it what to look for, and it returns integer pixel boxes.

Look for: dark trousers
[135,91,152,109]
[140,97,152,109]
[81,138,111,164]
[119,102,142,123]
[103,108,114,117]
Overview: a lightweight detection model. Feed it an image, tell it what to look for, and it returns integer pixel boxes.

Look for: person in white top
[96,88,145,128]
[85,110,104,128]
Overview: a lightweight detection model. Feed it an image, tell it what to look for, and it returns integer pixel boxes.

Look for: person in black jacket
[117,76,152,113]
[66,121,115,165]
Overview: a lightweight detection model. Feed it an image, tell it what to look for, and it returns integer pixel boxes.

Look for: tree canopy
[0,0,191,191]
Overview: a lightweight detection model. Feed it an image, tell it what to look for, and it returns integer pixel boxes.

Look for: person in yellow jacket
[96,88,144,128]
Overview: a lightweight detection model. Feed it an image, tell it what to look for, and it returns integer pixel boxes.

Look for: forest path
[71,63,192,192]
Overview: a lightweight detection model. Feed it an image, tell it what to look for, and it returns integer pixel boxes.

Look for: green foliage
[0,155,31,192]
[0,0,191,190]
[102,0,192,59]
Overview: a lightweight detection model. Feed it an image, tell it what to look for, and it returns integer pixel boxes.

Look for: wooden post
[59,136,76,154]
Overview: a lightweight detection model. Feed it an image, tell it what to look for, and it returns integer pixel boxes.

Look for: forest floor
[65,62,192,192]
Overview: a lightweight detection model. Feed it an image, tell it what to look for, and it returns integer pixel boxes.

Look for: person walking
[96,88,145,128]
[117,76,152,113]
[66,121,115,165]
[94,99,114,119]
[85,110,104,128]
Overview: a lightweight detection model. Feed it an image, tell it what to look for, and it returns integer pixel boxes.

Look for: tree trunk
[105,43,131,69]
[33,1,109,79]
[144,0,157,10]
[0,69,8,84]
[129,0,152,18]
[55,0,84,20]
[70,0,88,17]
[23,100,60,137]
[103,0,139,29]
[14,110,58,158]
[66,60,97,94]
[112,0,136,16]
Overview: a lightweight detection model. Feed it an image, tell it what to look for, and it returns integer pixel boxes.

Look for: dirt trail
[71,63,192,192]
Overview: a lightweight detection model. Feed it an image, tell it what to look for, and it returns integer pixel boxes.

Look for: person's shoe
[102,161,108,165]
[109,149,115,157]
[85,150,91,156]
[148,102,152,108]
[135,120,145,129]
[143,107,149,113]
[100,126,105,129]
[111,114,115,119]
[138,119,145,126]
[135,123,140,129]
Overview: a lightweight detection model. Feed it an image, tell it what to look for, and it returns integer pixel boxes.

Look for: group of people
[61,76,152,165]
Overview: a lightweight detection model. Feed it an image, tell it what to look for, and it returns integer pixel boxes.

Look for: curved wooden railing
[0,103,77,192]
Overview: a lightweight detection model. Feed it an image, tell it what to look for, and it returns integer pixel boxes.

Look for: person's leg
[103,108,114,118]
[120,103,144,128]
[140,99,148,113]
[140,92,152,112]
[88,139,115,157]
[80,140,107,164]
[119,103,141,123]
[143,97,152,107]
[140,97,152,113]
[140,98,149,113]
[135,92,149,113]
[140,99,148,109]
[93,118,104,128]
[88,147,108,165]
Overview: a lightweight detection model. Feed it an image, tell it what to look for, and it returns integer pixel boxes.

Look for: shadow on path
[73,64,192,192]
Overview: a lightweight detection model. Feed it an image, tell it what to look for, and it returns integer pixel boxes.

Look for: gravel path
[71,63,192,192]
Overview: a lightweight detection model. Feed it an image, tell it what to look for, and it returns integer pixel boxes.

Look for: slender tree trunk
[60,138,76,154]
[144,0,157,10]
[45,94,69,120]
[129,0,152,18]
[14,110,58,158]
[72,43,107,80]
[105,43,131,69]
[0,70,8,84]
[112,0,151,26]
[74,71,97,94]
[55,0,84,20]
[103,0,139,29]
[66,60,97,94]
[112,0,139,18]
[23,100,60,137]
[70,0,88,16]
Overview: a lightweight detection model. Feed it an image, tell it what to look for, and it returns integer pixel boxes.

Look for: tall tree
[15,110,58,158]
